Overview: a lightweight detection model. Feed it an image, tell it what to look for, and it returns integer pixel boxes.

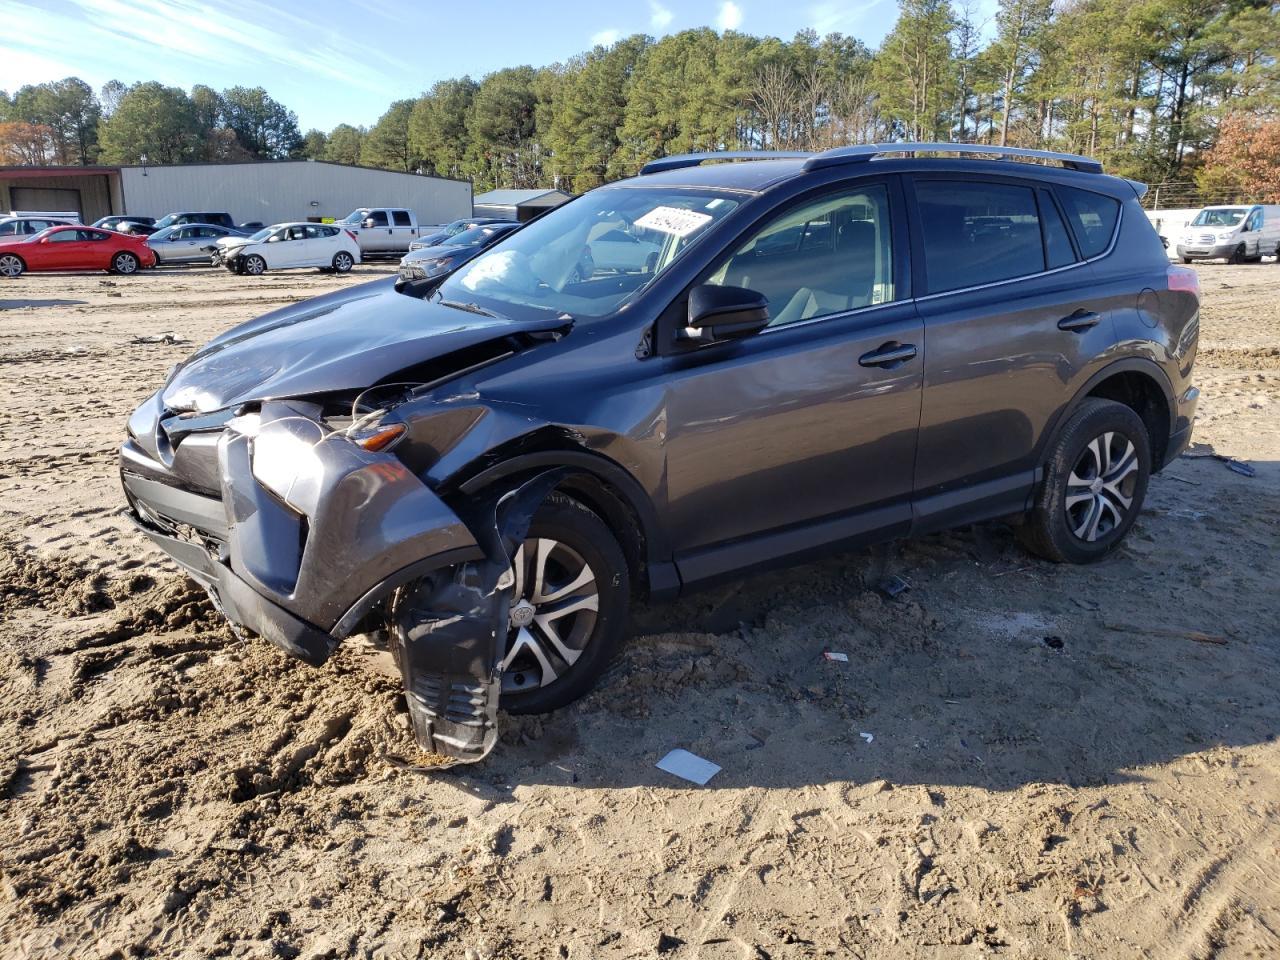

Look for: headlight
[250,419,325,508]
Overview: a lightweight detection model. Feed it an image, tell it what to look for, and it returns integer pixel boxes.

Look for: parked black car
[92,216,155,231]
[409,217,516,251]
[397,221,522,281]
[121,143,1199,764]
[152,211,237,231]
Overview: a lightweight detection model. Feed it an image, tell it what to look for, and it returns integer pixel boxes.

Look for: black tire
[243,254,266,276]
[111,251,139,275]
[331,251,354,273]
[0,253,25,278]
[1228,244,1245,265]
[1181,257,1193,265]
[499,493,630,714]
[1017,398,1151,564]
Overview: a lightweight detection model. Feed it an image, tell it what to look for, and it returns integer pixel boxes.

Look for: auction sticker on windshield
[635,206,714,238]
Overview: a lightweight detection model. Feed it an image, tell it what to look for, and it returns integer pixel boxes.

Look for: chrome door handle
[859,342,918,367]
[1058,309,1101,332]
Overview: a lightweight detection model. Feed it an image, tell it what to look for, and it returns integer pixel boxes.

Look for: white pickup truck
[337,207,434,256]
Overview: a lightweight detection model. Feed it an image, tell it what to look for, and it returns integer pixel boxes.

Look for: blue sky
[5,0,998,132]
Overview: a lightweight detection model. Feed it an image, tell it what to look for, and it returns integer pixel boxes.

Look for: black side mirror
[683,284,770,342]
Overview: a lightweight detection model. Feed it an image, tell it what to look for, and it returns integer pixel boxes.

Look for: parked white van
[1176,205,1280,264]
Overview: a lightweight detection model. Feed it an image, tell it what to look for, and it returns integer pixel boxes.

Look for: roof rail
[639,151,811,175]
[804,142,1104,174]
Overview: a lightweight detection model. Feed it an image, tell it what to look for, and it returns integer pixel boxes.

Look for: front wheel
[1017,398,1151,564]
[243,254,266,276]
[111,252,139,275]
[331,251,354,273]
[1228,244,1245,265]
[1181,257,1193,265]
[0,253,25,278]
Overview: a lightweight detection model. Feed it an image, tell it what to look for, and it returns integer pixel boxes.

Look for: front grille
[1198,233,1215,244]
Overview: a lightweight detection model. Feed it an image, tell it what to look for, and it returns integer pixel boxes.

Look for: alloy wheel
[245,256,265,275]
[334,253,353,272]
[114,253,137,274]
[1064,430,1139,542]
[0,254,22,278]
[499,537,599,693]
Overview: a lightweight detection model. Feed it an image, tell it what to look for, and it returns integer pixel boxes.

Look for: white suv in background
[218,223,361,275]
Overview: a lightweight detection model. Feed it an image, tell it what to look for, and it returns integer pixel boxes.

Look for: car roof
[616,148,1136,200]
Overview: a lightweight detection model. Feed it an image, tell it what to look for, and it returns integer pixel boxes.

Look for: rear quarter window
[1057,186,1120,258]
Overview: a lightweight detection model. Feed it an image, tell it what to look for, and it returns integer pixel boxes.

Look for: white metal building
[1,160,472,228]
[120,160,471,226]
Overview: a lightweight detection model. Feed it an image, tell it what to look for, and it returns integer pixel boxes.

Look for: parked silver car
[147,224,246,264]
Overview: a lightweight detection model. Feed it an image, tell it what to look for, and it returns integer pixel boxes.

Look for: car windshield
[1191,209,1247,227]
[150,226,176,241]
[153,214,184,230]
[436,186,742,320]
[339,210,369,225]
[248,227,274,242]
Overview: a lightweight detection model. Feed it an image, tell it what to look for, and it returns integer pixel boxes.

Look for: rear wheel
[331,251,354,273]
[499,494,630,713]
[0,253,24,278]
[243,254,266,276]
[111,252,139,275]
[1017,398,1151,564]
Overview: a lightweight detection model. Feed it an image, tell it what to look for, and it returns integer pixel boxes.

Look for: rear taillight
[345,230,357,242]
[1167,264,1200,298]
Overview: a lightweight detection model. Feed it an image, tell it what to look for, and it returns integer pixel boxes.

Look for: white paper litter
[656,749,721,785]
[634,206,713,238]
[823,651,849,662]
[859,732,874,744]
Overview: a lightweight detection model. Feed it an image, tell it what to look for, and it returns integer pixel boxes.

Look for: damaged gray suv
[121,144,1200,763]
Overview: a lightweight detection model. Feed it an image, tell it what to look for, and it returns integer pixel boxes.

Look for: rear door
[303,224,333,265]
[661,177,922,582]
[907,175,1115,528]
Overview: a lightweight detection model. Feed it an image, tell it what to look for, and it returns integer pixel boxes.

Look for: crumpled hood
[163,277,565,412]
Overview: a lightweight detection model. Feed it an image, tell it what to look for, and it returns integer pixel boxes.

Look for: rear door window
[1057,186,1120,258]
[915,180,1045,293]
[392,210,412,227]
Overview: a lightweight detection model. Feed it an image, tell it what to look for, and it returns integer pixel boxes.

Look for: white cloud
[649,0,674,28]
[590,27,621,46]
[717,1,743,31]
[810,0,888,35]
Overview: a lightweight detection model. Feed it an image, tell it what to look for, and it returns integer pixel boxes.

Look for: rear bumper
[120,397,483,664]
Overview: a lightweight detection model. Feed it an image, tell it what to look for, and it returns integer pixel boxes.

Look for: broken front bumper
[120,393,520,761]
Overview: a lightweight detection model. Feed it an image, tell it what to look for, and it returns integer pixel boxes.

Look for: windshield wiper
[440,298,500,319]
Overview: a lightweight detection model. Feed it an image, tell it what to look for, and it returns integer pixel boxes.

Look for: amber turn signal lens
[354,423,406,451]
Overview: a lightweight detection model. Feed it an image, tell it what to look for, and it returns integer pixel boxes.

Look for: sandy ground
[1,258,1278,960]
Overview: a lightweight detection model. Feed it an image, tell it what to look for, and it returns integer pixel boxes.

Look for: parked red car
[0,225,156,278]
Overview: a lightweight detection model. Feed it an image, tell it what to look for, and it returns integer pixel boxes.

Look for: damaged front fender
[390,469,571,764]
